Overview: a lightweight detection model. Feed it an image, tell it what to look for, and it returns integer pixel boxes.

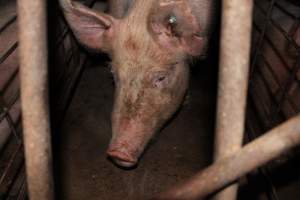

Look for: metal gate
[0,0,299,199]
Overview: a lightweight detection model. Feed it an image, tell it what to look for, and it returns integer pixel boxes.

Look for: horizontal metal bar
[245,124,280,200]
[155,115,300,200]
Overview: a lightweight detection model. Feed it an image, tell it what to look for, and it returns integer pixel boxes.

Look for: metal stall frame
[154,114,300,200]
[246,0,300,199]
[213,0,253,200]
[0,1,26,199]
[18,0,54,200]
[16,0,300,200]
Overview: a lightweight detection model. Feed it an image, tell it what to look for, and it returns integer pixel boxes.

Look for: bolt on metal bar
[17,0,54,199]
[212,0,253,200]
[154,115,300,200]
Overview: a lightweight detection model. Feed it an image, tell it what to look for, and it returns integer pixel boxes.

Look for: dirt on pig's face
[107,16,190,167]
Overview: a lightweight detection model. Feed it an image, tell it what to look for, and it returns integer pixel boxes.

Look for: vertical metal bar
[155,115,300,200]
[17,0,54,199]
[213,0,253,200]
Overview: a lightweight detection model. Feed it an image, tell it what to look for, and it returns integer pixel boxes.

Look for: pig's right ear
[148,1,205,57]
[59,0,116,52]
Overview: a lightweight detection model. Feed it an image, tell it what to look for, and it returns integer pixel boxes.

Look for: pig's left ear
[59,0,116,52]
[148,1,205,56]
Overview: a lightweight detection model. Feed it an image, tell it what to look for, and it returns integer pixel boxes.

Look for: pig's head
[60,0,213,167]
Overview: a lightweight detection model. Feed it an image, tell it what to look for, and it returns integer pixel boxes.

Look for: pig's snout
[106,140,141,168]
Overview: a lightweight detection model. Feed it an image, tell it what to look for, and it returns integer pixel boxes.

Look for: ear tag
[168,15,177,25]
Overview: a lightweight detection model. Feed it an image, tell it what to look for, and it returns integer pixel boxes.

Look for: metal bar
[269,19,300,52]
[0,15,17,34]
[255,1,300,52]
[212,0,253,200]
[17,0,54,199]
[0,91,20,122]
[250,0,276,77]
[253,21,300,85]
[260,54,299,112]
[0,143,22,185]
[274,57,300,115]
[0,42,18,65]
[246,126,279,200]
[155,115,300,200]
[274,2,298,20]
[5,113,20,141]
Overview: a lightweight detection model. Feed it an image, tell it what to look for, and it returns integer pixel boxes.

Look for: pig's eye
[152,72,169,88]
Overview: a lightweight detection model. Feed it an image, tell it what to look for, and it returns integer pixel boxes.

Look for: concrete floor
[58,58,217,200]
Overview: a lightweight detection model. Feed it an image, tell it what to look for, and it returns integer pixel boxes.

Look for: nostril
[107,149,137,168]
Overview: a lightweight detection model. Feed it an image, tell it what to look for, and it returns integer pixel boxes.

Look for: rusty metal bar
[212,0,253,200]
[155,115,300,200]
[17,0,54,199]
[246,125,279,200]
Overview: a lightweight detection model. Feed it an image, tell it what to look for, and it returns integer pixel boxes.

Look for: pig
[59,0,215,167]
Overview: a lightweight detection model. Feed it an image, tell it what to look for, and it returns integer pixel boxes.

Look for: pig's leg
[109,0,132,18]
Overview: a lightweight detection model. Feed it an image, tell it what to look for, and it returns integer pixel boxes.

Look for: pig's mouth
[106,138,143,168]
[107,149,138,168]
